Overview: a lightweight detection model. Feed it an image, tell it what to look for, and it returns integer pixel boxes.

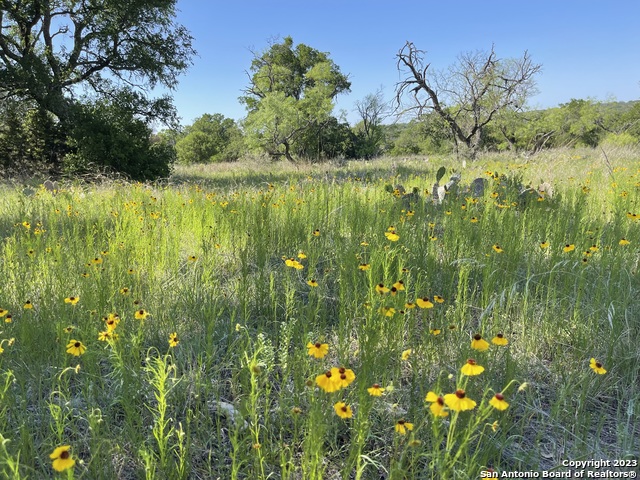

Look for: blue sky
[169,0,640,126]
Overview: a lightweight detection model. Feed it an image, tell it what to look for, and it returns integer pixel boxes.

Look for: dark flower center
[314,342,321,348]
[325,371,332,378]
[372,383,380,389]
[596,362,602,368]
[495,393,504,401]
[436,397,444,406]
[455,389,466,398]
[473,334,482,341]
[497,333,504,338]
[74,342,80,348]
[398,419,405,425]
[467,359,476,365]
[338,367,345,374]
[60,450,70,459]
[341,405,348,412]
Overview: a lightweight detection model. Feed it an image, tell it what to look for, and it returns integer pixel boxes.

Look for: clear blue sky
[169,0,640,126]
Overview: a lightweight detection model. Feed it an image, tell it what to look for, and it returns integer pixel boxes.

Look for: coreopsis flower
[416,297,434,309]
[433,295,445,303]
[489,393,509,410]
[367,384,385,396]
[307,279,319,287]
[307,342,329,359]
[491,333,508,346]
[316,370,340,392]
[461,359,485,376]
[375,283,390,294]
[50,445,75,472]
[385,230,400,241]
[393,280,405,291]
[331,367,356,389]
[358,263,371,271]
[312,229,320,237]
[64,296,79,305]
[425,392,449,417]
[134,309,149,320]
[540,241,550,249]
[471,334,490,351]
[401,349,412,361]
[589,358,607,374]
[66,340,86,356]
[0,309,8,317]
[395,419,414,435]
[404,302,416,309]
[444,389,477,412]
[334,402,353,419]
[492,244,504,253]
[119,287,130,295]
[168,332,179,347]
[563,244,575,253]
[619,238,630,246]
[24,300,33,309]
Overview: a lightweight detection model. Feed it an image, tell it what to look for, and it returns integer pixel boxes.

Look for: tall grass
[0,147,638,478]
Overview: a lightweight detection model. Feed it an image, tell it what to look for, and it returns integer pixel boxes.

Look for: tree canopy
[241,36,350,161]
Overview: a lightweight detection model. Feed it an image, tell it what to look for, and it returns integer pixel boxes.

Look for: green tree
[0,0,194,177]
[241,36,350,161]
[176,114,244,164]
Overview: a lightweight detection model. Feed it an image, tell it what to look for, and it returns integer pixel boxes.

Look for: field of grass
[0,147,638,479]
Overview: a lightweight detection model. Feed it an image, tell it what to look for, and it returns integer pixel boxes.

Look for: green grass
[0,147,638,479]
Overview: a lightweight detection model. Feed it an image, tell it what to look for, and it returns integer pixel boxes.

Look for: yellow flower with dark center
[120,287,130,295]
[307,342,329,359]
[390,287,398,296]
[425,392,449,417]
[168,332,179,347]
[489,393,509,410]
[491,333,508,346]
[63,326,74,334]
[416,297,434,309]
[385,230,400,241]
[316,370,339,392]
[404,302,416,309]
[589,244,599,252]
[619,238,630,246]
[470,217,478,223]
[297,251,307,259]
[358,263,371,271]
[50,445,75,472]
[563,244,575,252]
[4,314,12,323]
[434,295,445,303]
[471,334,490,351]
[64,296,79,305]
[0,309,8,317]
[444,389,476,412]
[492,244,504,253]
[590,358,606,374]
[367,384,385,396]
[24,300,33,310]
[445,210,452,215]
[406,210,415,217]
[393,280,405,291]
[307,279,318,287]
[460,359,485,376]
[92,257,103,264]
[331,366,356,389]
[375,283,390,294]
[395,419,414,435]
[380,306,396,317]
[334,401,353,419]
[134,309,149,320]
[539,241,550,249]
[430,328,441,336]
[312,229,320,237]
[401,348,412,361]
[98,331,113,341]
[66,340,86,356]
[128,268,136,274]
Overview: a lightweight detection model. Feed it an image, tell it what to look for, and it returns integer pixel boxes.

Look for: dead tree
[395,42,541,161]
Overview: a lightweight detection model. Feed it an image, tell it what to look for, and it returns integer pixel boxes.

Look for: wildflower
[518,382,529,392]
[307,342,329,359]
[66,340,86,356]
[491,420,499,432]
[50,445,75,472]
[563,244,575,252]
[430,328,441,336]
[395,419,414,435]
[375,283,390,294]
[385,230,400,241]
[168,332,179,347]
[63,326,74,334]
[297,251,307,259]
[425,392,449,417]
[393,280,405,291]
[380,306,396,317]
[98,331,113,341]
[444,389,477,412]
[334,401,353,419]
[492,244,504,253]
[367,384,385,396]
[461,359,485,376]
[312,229,320,237]
[491,333,508,346]
[291,407,303,415]
[92,257,103,264]
[589,244,599,252]
[433,295,445,303]
[619,238,630,246]
[539,241,550,249]
[307,279,319,287]
[24,300,33,309]
[358,263,371,271]
[416,297,434,309]
[589,358,607,374]
[127,268,136,274]
[119,287,130,295]
[471,334,490,351]
[401,349,412,361]
[64,296,79,305]
[331,366,356,389]
[489,393,509,410]
[134,309,149,320]
[4,314,12,323]
[470,217,479,223]
[404,302,416,309]
[0,309,7,317]
[316,370,339,392]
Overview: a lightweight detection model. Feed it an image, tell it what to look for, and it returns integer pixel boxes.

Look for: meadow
[0,147,638,479]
